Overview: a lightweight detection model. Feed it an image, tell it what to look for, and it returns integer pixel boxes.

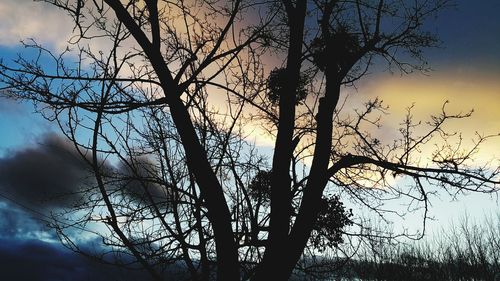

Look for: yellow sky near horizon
[247,70,499,140]
[360,72,500,162]
[237,69,500,177]
[369,72,500,129]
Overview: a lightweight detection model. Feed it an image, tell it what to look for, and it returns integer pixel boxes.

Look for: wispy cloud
[0,0,73,49]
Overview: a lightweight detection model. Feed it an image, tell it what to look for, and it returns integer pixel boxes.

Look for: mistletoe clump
[266,68,309,105]
[310,27,361,72]
[247,170,272,202]
[310,195,353,251]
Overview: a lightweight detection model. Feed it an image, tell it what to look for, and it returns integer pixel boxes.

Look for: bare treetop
[0,1,498,281]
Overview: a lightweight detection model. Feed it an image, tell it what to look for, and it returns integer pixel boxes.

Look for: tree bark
[251,1,307,280]
[103,1,240,280]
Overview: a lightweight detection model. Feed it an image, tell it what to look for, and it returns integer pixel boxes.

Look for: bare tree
[340,213,500,281]
[1,0,499,281]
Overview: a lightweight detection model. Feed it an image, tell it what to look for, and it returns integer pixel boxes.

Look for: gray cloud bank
[0,133,91,210]
[0,134,183,279]
[0,201,186,281]
[0,133,171,211]
[0,238,159,281]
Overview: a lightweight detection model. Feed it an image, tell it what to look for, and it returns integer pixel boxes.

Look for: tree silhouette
[1,0,499,280]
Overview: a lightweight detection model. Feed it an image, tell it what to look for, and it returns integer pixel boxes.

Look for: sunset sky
[0,0,499,279]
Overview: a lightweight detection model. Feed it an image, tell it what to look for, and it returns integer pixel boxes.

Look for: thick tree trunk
[103,1,240,279]
[251,1,307,280]
[252,79,342,281]
[168,97,240,281]
[270,53,343,277]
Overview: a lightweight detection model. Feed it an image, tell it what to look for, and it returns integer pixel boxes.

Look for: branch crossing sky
[0,1,499,279]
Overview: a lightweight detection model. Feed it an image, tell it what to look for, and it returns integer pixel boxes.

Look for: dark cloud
[0,132,174,216]
[0,134,184,279]
[0,201,53,240]
[425,0,500,70]
[0,133,92,209]
[0,201,187,281]
[115,156,172,205]
[0,238,160,281]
